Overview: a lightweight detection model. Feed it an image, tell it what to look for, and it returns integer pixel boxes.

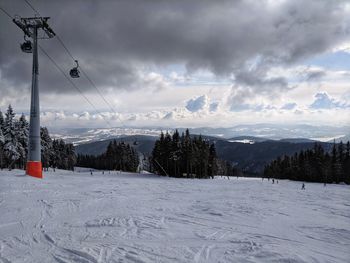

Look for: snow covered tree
[65,143,76,170]
[0,128,4,145]
[0,110,4,158]
[0,105,76,171]
[3,105,20,168]
[208,143,217,179]
[16,114,29,168]
[41,127,53,170]
[0,120,4,169]
[331,144,342,183]
[51,139,76,170]
[345,142,350,184]
[0,110,4,130]
[151,130,221,178]
[77,140,139,172]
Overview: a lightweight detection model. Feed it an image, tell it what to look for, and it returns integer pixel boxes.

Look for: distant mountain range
[75,135,157,156]
[49,124,348,174]
[50,124,350,145]
[332,134,350,143]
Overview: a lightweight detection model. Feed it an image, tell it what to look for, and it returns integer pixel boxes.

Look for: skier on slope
[301,183,305,190]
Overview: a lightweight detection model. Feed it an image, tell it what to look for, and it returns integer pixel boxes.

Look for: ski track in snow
[0,170,349,262]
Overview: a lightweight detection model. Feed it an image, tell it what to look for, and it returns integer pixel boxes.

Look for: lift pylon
[13,16,56,178]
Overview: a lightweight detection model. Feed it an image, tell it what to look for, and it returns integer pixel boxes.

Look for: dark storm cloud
[0,0,349,96]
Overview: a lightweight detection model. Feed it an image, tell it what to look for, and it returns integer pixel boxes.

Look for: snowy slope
[0,170,349,262]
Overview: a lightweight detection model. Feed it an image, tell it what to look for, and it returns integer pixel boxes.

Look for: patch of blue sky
[156,63,187,76]
[304,51,350,70]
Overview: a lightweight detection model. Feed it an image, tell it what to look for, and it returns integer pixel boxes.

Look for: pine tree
[337,142,345,182]
[345,142,350,184]
[0,110,4,169]
[16,114,29,168]
[208,143,217,179]
[106,141,114,170]
[76,140,138,172]
[184,129,191,177]
[264,142,350,184]
[170,130,181,177]
[41,127,53,170]
[150,130,223,178]
[331,143,342,183]
[65,143,76,170]
[0,110,4,131]
[0,125,4,169]
[0,106,76,171]
[0,128,4,145]
[3,105,20,168]
[50,138,76,170]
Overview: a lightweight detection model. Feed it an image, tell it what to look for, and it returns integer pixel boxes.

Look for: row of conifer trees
[0,105,76,170]
[264,142,350,184]
[150,129,235,178]
[76,140,139,172]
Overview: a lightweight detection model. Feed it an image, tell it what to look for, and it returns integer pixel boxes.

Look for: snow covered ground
[0,170,349,263]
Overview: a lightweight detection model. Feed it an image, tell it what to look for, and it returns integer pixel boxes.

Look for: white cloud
[141,72,170,91]
[332,41,350,53]
[310,92,349,109]
[185,95,209,112]
[34,102,350,130]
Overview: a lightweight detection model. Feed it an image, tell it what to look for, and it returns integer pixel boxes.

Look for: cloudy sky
[1,0,350,128]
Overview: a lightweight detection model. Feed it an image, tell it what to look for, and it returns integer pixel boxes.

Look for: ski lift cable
[0,8,32,91]
[23,0,126,128]
[0,4,112,128]
[0,6,13,19]
[56,35,75,60]
[38,45,114,128]
[57,38,126,127]
[79,68,126,127]
[39,45,113,128]
[23,0,40,16]
[56,35,124,125]
[58,44,126,127]
[0,6,113,129]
